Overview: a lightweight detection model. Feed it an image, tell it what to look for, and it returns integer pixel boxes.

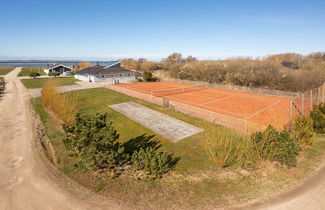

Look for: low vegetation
[41,79,78,125]
[21,77,79,89]
[48,72,60,77]
[0,77,5,94]
[63,112,179,179]
[311,103,325,133]
[29,72,41,79]
[0,67,14,75]
[292,116,315,147]
[202,126,250,168]
[18,67,46,76]
[251,126,300,167]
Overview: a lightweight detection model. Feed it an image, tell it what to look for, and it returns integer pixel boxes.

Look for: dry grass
[41,79,78,125]
[202,124,251,168]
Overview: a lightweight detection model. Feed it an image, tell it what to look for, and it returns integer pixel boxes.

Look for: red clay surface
[116,82,292,132]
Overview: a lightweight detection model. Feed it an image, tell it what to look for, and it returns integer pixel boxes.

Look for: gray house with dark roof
[44,64,74,75]
[74,61,140,83]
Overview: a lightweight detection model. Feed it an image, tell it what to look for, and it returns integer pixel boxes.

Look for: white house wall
[74,74,136,83]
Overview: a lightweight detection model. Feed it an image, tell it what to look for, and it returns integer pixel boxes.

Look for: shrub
[251,126,300,167]
[310,103,325,133]
[136,78,143,82]
[143,71,153,81]
[131,147,179,178]
[63,113,128,172]
[49,72,60,77]
[29,72,41,79]
[41,79,78,125]
[292,116,315,146]
[202,125,250,168]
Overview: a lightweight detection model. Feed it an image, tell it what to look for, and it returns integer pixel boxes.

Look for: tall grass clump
[41,79,78,125]
[202,125,251,168]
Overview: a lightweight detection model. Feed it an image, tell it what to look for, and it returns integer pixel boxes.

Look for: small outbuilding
[74,61,141,83]
[44,64,74,76]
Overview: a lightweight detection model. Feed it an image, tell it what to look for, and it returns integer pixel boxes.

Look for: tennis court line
[166,95,248,118]
[201,95,234,105]
[244,100,281,120]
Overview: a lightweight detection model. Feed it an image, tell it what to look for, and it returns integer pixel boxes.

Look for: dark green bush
[310,103,325,133]
[29,72,41,79]
[63,113,179,178]
[143,71,153,81]
[292,116,315,146]
[251,125,300,167]
[63,113,128,172]
[131,147,179,178]
[49,72,60,77]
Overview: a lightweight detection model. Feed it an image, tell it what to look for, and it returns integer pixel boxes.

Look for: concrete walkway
[110,102,203,142]
[29,81,109,97]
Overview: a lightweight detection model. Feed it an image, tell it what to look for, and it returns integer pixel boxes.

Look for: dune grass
[32,88,325,209]
[21,77,79,89]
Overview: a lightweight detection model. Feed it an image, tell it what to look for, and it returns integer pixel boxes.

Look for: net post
[310,89,313,111]
[289,99,293,131]
[301,93,304,115]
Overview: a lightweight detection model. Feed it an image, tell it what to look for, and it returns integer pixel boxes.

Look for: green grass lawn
[18,67,46,76]
[21,77,79,89]
[0,67,14,75]
[32,87,325,209]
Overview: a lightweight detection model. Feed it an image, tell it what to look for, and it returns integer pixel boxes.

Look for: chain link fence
[109,82,325,134]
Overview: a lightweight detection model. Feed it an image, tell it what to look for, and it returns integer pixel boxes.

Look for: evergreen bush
[310,103,325,133]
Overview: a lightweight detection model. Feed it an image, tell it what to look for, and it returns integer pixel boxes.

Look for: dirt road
[0,68,120,210]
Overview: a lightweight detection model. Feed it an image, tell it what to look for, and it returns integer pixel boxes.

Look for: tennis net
[151,85,207,97]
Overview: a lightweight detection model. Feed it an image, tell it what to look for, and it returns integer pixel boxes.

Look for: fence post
[318,87,321,105]
[210,112,213,122]
[289,99,293,131]
[322,83,325,103]
[244,120,247,134]
[310,89,313,111]
[301,93,304,115]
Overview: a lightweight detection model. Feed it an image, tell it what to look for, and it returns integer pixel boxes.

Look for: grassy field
[18,67,46,76]
[0,67,14,75]
[32,87,325,209]
[21,77,79,89]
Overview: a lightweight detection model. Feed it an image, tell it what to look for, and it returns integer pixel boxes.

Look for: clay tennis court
[110,81,292,133]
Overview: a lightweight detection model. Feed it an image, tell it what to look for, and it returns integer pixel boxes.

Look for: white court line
[182,88,278,104]
[245,100,281,120]
[166,95,247,118]
[201,95,235,105]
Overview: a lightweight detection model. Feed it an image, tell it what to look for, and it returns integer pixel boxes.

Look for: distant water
[0,61,118,67]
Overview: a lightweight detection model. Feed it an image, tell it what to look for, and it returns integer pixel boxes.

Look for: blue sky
[0,0,324,60]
